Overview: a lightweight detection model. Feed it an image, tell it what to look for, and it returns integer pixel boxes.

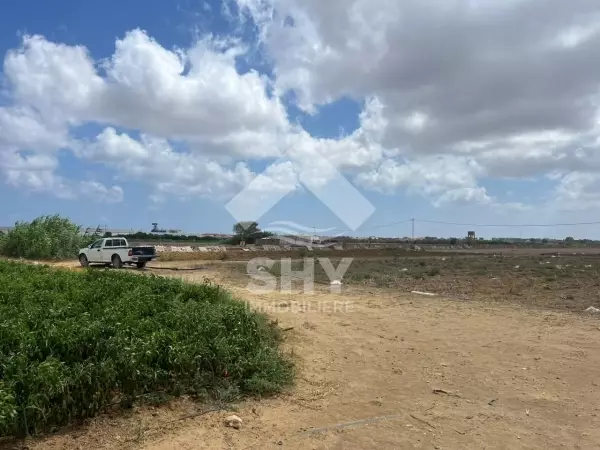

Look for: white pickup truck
[78,237,157,269]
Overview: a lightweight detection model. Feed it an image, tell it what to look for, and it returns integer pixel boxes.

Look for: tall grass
[0,261,293,436]
[0,215,93,260]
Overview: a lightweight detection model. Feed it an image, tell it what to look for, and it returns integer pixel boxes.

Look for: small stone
[224,415,243,429]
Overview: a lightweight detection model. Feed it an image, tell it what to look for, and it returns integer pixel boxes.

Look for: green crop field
[0,261,293,437]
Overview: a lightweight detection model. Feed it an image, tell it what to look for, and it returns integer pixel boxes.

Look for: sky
[2,0,600,239]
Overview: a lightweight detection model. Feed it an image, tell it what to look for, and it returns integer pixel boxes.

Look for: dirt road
[23,266,600,450]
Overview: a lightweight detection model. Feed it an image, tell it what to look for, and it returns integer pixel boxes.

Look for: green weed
[0,215,93,260]
[0,261,293,436]
[427,267,441,276]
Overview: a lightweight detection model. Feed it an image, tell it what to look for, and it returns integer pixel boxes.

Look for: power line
[358,219,412,231]
[323,218,600,235]
[416,219,600,228]
[334,219,412,233]
[291,217,600,237]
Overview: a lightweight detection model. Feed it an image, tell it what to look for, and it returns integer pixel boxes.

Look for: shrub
[0,215,93,260]
[427,267,441,276]
[0,261,293,436]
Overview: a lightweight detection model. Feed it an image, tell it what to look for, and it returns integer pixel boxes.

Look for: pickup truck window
[91,240,103,249]
[105,238,126,247]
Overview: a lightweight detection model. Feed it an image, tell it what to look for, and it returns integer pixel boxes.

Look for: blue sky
[1,0,600,238]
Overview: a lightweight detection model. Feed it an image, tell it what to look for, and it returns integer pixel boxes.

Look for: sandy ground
[11,264,600,450]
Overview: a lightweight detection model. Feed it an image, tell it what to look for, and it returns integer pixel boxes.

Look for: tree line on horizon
[0,216,595,257]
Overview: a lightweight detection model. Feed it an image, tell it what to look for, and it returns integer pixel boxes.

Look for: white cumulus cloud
[5,0,600,215]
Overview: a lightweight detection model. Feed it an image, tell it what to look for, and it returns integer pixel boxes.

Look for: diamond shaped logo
[226,147,375,232]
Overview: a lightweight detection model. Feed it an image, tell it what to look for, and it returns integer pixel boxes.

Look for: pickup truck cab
[79,237,157,269]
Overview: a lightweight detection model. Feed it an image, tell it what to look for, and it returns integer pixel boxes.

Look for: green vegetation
[226,221,274,245]
[427,267,441,276]
[233,221,260,242]
[0,215,93,260]
[0,261,293,436]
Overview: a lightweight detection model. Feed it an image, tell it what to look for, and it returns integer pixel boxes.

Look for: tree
[449,237,458,246]
[233,221,260,243]
[565,236,575,242]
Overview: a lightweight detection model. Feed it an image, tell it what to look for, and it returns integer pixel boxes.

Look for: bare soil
[156,247,416,262]
[217,252,600,311]
[155,245,600,262]
[7,257,600,450]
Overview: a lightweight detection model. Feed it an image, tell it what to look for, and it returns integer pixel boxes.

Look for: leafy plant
[230,222,273,245]
[0,232,6,255]
[233,221,260,242]
[427,267,441,276]
[0,215,93,260]
[0,261,293,436]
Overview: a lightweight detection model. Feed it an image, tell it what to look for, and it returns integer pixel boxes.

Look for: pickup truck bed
[131,246,156,258]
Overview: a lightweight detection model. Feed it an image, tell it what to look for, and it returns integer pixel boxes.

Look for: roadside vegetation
[221,221,274,245]
[0,215,93,260]
[0,261,293,437]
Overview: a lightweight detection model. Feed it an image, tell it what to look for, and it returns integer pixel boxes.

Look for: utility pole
[411,218,415,241]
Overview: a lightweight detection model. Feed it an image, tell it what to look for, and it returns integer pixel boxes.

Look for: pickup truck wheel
[136,262,147,269]
[79,254,89,268]
[111,254,123,269]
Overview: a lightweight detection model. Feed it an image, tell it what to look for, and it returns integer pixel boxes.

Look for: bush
[0,215,92,260]
[427,267,441,276]
[0,261,293,436]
